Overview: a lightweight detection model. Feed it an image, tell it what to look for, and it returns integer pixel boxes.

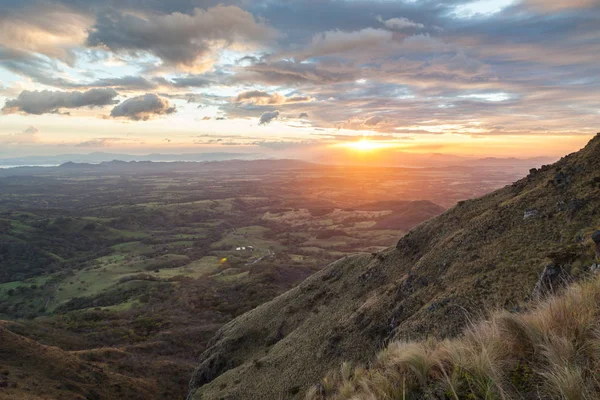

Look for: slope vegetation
[0,323,156,400]
[310,272,600,399]
[188,133,600,400]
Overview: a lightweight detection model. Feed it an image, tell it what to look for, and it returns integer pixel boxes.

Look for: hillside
[312,271,600,399]
[0,323,156,400]
[187,133,600,400]
[0,160,449,398]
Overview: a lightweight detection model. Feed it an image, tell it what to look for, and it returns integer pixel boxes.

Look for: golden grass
[308,274,600,400]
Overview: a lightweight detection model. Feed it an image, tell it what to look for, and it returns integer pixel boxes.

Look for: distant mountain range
[0,151,557,169]
[0,152,267,166]
[318,150,557,168]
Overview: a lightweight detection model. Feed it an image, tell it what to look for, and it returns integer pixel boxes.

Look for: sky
[0,0,599,160]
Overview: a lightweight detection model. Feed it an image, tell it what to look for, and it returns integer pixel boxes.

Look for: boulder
[523,209,539,220]
[531,264,571,300]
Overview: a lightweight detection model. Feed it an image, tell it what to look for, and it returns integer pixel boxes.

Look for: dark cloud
[3,88,119,115]
[0,47,76,88]
[258,110,280,125]
[86,5,277,71]
[294,28,392,61]
[235,90,314,105]
[170,75,212,88]
[110,94,176,121]
[299,112,309,118]
[236,90,272,101]
[237,60,357,85]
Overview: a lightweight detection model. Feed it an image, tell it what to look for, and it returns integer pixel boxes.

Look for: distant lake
[0,164,59,169]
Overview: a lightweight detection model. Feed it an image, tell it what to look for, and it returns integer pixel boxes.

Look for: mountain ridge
[187,133,600,400]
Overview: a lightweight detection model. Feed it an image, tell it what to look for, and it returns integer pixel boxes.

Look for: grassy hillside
[310,271,600,399]
[188,133,600,400]
[0,323,157,400]
[0,161,448,398]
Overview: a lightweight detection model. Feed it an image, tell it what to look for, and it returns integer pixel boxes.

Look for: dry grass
[308,274,600,400]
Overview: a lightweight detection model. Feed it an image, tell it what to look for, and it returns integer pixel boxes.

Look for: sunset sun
[342,139,395,151]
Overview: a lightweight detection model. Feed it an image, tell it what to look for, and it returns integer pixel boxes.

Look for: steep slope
[312,271,600,399]
[0,323,157,400]
[188,133,600,400]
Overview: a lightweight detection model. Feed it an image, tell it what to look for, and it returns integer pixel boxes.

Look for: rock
[553,171,569,186]
[531,264,572,300]
[593,231,600,258]
[523,209,539,220]
[528,168,537,177]
[566,198,585,219]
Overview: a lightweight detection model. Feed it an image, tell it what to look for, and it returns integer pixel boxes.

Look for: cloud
[297,28,393,60]
[258,110,280,125]
[0,47,78,88]
[377,16,425,30]
[0,126,41,144]
[522,0,598,11]
[364,116,386,126]
[2,88,119,115]
[299,112,309,119]
[86,6,278,72]
[251,140,316,150]
[110,94,176,121]
[0,3,92,64]
[75,137,141,147]
[83,76,159,91]
[1,0,600,141]
[237,60,358,85]
[236,90,273,102]
[170,75,213,88]
[235,90,314,105]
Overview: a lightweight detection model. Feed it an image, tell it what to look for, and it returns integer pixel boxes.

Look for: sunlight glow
[340,139,396,152]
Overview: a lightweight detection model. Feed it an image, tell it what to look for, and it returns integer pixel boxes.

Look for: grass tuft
[311,274,600,399]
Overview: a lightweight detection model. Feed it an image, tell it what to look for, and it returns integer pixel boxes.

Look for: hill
[187,133,600,400]
[0,160,447,398]
[0,323,156,400]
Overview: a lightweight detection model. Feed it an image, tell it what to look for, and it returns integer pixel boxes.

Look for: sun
[342,139,393,152]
